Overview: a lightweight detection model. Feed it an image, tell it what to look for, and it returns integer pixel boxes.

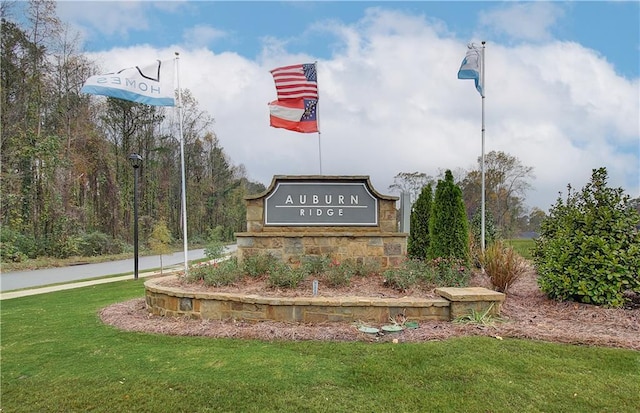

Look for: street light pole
[128,153,143,280]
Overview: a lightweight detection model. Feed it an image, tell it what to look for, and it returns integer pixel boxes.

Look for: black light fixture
[128,153,143,280]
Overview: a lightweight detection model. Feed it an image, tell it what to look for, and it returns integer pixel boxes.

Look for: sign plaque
[264,182,378,226]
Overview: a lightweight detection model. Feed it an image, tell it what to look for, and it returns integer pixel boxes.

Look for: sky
[25,1,640,211]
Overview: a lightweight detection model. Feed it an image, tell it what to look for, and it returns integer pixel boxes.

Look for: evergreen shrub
[428,170,470,263]
[408,184,432,260]
[534,168,640,307]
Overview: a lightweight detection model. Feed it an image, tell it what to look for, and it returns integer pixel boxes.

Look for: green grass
[505,238,536,260]
[1,280,639,412]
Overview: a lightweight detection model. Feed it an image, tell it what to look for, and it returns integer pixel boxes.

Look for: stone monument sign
[235,175,408,268]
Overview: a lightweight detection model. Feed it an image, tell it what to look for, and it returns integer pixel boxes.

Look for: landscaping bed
[100,266,639,350]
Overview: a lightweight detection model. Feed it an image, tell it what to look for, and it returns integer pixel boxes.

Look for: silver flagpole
[481,41,486,251]
[315,61,322,174]
[175,52,189,274]
[318,131,322,175]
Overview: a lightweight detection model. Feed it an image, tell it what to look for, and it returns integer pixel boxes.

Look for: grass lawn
[1,279,638,412]
[505,238,536,260]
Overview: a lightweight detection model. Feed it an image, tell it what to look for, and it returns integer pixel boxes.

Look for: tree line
[389,150,540,238]
[0,1,265,261]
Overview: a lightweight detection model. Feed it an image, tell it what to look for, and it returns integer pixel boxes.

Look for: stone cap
[435,287,505,302]
[245,175,399,202]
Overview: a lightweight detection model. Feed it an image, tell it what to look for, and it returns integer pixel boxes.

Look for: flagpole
[480,41,486,251]
[315,61,322,174]
[317,131,322,174]
[175,52,189,275]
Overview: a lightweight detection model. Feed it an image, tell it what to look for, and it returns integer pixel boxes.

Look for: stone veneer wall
[144,276,506,323]
[235,175,407,268]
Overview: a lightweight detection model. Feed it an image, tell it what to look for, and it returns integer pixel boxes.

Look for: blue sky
[62,1,639,79]
[20,1,640,210]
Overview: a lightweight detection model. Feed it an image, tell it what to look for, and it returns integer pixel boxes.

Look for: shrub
[301,255,331,276]
[481,241,527,294]
[322,259,356,287]
[408,184,432,260]
[428,170,470,264]
[383,256,470,291]
[267,263,306,289]
[353,259,382,277]
[49,235,82,259]
[383,258,430,291]
[0,228,34,262]
[79,231,125,256]
[242,253,281,278]
[431,257,471,287]
[188,258,243,287]
[534,168,640,307]
[204,226,225,260]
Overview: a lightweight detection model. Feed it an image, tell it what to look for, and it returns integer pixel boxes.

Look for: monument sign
[264,182,377,226]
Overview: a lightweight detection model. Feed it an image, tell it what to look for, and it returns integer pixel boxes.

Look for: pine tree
[428,170,470,263]
[408,184,432,260]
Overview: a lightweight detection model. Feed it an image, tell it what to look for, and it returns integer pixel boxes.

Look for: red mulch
[100,267,639,349]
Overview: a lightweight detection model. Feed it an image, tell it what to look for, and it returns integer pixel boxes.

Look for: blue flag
[458,45,483,96]
[81,59,175,106]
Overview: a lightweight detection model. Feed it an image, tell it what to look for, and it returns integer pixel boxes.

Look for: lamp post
[128,153,143,280]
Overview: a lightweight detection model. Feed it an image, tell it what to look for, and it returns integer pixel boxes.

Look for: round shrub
[534,168,640,307]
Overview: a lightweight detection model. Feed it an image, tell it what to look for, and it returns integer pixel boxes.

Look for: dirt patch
[100,267,640,350]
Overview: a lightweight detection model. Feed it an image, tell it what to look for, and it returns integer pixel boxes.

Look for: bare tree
[388,171,434,204]
[459,151,535,237]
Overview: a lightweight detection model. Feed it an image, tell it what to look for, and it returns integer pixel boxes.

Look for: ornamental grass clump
[481,241,527,294]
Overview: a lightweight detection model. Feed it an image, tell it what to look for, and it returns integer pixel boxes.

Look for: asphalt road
[0,246,236,292]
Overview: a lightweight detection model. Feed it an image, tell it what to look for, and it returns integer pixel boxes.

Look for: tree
[534,168,640,307]
[388,171,434,204]
[0,2,266,262]
[526,207,547,234]
[459,151,534,237]
[407,184,432,260]
[428,170,470,263]
[148,219,172,274]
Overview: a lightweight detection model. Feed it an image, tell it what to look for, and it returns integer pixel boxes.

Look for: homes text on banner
[81,60,175,106]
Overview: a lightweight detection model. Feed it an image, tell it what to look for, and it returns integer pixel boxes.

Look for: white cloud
[182,25,227,49]
[479,2,565,42]
[57,1,149,38]
[88,8,640,212]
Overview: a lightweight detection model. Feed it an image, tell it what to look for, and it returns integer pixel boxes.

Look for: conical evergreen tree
[428,170,470,263]
[408,184,432,260]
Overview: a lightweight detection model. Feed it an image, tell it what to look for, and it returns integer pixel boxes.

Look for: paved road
[0,246,236,292]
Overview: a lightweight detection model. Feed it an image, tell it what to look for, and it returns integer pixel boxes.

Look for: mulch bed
[100,267,639,350]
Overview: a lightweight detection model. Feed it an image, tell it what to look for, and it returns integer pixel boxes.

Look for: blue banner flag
[81,59,175,106]
[458,45,483,96]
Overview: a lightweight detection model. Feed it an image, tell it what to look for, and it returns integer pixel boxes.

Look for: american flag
[270,63,318,100]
